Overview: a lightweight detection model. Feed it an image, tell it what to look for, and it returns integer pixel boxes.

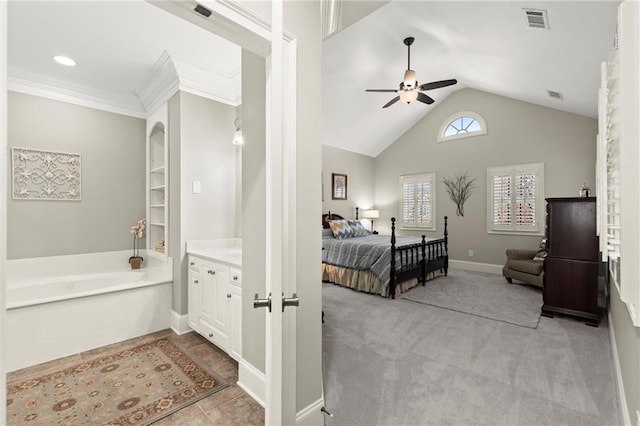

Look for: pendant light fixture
[232,118,244,145]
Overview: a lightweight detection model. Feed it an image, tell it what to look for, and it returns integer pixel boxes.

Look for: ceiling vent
[547,90,563,100]
[524,9,549,29]
[194,4,212,18]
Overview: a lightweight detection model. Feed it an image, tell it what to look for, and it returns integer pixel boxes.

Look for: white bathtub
[5,250,173,372]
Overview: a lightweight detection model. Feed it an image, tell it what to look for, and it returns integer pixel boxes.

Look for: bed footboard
[389,216,449,298]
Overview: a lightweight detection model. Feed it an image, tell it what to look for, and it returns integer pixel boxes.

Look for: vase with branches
[443,173,476,217]
[129,218,146,268]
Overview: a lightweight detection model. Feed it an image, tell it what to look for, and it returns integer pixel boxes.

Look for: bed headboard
[322,211,345,229]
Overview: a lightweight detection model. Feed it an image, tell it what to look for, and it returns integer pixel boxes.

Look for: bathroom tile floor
[7,329,264,426]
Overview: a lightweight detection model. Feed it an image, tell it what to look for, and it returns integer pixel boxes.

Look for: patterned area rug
[399,269,543,328]
[6,338,228,425]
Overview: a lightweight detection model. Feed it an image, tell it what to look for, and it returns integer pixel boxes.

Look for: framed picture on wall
[332,173,347,200]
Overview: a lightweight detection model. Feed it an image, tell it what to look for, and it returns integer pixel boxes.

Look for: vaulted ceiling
[322,1,620,157]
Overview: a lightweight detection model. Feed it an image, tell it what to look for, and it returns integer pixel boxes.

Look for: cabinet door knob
[233,276,238,280]
[190,262,194,266]
[194,280,199,284]
[209,333,213,338]
[227,293,231,298]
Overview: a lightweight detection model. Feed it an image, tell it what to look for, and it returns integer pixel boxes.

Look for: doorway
[1,2,323,425]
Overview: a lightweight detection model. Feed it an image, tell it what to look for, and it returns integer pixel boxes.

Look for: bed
[322,209,448,298]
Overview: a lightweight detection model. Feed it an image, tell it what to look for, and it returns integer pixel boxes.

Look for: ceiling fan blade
[417,92,435,105]
[382,96,401,108]
[366,89,398,93]
[418,79,458,91]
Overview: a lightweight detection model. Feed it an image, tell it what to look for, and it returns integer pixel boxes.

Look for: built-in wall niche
[146,104,169,260]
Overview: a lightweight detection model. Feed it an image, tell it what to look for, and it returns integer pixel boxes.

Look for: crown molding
[135,51,240,113]
[8,69,146,118]
[173,54,240,106]
[134,51,181,116]
[9,51,241,119]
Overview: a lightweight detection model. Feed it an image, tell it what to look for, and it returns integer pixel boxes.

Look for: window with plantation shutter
[487,163,544,234]
[400,173,436,230]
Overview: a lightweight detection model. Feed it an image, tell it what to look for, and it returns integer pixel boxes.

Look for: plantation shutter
[487,163,543,233]
[491,174,512,229]
[402,179,416,223]
[400,173,435,230]
[514,172,537,229]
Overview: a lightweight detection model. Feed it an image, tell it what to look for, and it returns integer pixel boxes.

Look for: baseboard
[608,311,631,426]
[238,358,266,407]
[449,259,502,275]
[170,311,191,335]
[296,396,325,425]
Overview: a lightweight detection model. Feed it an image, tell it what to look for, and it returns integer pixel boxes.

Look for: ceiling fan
[366,37,457,108]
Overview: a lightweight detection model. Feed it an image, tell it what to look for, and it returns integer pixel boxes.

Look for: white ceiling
[322,1,620,157]
[8,1,241,116]
[8,1,620,157]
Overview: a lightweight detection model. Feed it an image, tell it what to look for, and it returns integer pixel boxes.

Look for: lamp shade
[362,209,379,219]
[400,90,418,104]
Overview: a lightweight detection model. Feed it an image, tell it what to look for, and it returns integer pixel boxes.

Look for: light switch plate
[192,181,201,194]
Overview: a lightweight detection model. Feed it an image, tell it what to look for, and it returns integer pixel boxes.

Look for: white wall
[239,2,323,420]
[322,145,375,220]
[287,0,323,417]
[169,91,238,315]
[241,48,267,376]
[610,285,640,422]
[7,92,146,259]
[375,88,598,265]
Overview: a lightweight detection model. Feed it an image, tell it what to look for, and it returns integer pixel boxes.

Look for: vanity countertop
[186,238,242,267]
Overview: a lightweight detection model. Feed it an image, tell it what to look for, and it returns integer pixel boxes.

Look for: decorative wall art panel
[12,147,81,200]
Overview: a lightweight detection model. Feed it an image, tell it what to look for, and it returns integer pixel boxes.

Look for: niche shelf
[146,104,169,260]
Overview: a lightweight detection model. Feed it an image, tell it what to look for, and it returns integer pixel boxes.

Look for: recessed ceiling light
[53,55,76,67]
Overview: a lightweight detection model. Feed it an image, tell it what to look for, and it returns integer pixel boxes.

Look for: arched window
[438,111,487,142]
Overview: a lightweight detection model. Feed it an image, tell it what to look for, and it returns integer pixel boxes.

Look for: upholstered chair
[502,249,544,288]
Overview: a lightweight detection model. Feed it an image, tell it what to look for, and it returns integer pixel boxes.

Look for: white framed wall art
[11,147,81,201]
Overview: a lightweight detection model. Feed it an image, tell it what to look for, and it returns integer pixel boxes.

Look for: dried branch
[443,173,476,217]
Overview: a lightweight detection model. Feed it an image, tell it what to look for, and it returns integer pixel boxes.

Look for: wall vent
[547,90,563,100]
[524,9,549,29]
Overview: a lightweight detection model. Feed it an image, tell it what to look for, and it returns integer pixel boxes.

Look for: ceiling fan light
[400,90,418,104]
[403,69,416,88]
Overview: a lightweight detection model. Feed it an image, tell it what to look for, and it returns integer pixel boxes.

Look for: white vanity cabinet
[228,267,243,361]
[187,257,202,331]
[187,253,242,362]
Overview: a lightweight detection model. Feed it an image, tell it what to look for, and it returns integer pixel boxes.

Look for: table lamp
[362,209,380,234]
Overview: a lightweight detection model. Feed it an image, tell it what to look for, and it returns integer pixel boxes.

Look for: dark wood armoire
[542,197,603,326]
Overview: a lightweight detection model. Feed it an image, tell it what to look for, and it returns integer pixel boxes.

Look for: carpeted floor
[6,337,228,425]
[322,270,621,426]
[400,268,542,328]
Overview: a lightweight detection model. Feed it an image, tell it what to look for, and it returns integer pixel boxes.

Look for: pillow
[322,228,334,239]
[348,220,369,237]
[533,249,547,261]
[329,219,354,239]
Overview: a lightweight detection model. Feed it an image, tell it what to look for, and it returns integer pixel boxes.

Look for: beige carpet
[323,276,621,425]
[400,268,542,328]
[6,337,228,425]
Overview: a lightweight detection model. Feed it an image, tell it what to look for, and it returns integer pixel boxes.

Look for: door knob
[282,293,299,312]
[253,293,272,312]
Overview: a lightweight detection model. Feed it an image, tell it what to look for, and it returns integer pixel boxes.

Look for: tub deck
[5,250,173,372]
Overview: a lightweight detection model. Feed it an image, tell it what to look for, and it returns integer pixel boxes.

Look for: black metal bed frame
[323,209,449,298]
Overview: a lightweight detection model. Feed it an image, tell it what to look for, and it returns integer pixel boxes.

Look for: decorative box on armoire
[541,197,603,326]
